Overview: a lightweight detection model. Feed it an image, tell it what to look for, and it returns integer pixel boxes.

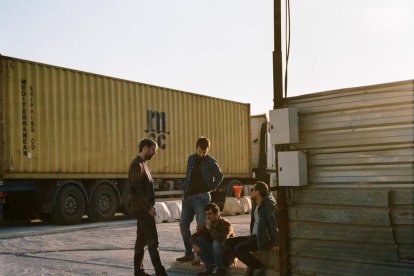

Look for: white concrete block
[154,202,174,223]
[223,197,238,216]
[240,196,252,213]
[165,200,182,221]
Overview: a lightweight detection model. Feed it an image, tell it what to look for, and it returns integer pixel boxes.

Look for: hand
[192,245,201,254]
[148,207,156,217]
[205,219,212,230]
[271,246,279,254]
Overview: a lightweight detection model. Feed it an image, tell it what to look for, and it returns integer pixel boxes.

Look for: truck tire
[87,184,118,221]
[51,185,86,225]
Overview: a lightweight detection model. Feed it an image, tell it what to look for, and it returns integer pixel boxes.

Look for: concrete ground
[0,214,253,275]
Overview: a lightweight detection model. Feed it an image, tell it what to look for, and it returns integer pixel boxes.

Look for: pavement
[0,214,259,275]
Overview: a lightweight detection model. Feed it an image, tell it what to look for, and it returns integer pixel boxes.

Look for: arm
[210,161,224,190]
[129,162,152,214]
[265,202,279,246]
[208,220,233,243]
[182,155,193,192]
[190,225,207,246]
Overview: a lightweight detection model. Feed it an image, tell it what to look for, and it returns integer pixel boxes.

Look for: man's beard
[196,154,204,160]
[146,153,155,160]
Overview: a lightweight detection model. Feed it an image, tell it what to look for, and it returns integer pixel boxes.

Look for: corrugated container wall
[250,114,267,170]
[285,80,414,275]
[0,56,251,179]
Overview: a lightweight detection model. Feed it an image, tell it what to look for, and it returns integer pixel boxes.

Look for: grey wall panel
[284,80,414,272]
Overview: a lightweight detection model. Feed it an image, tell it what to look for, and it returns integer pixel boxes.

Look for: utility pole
[273,0,284,109]
[273,1,289,275]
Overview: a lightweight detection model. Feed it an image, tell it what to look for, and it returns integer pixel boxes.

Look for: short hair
[204,203,220,214]
[139,138,158,152]
[196,137,210,150]
[254,181,269,197]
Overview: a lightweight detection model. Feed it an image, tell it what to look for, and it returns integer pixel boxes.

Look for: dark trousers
[224,235,263,269]
[134,216,167,276]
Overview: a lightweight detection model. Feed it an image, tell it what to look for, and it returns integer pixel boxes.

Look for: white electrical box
[266,127,276,171]
[269,173,278,189]
[269,108,299,144]
[278,151,307,187]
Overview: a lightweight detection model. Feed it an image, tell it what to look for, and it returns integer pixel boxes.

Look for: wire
[284,0,291,99]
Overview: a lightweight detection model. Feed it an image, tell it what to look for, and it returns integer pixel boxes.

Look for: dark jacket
[250,193,279,250]
[183,154,224,196]
[128,156,155,218]
[190,217,234,245]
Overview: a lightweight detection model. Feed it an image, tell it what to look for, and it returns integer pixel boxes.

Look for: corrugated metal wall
[286,80,414,275]
[1,56,251,179]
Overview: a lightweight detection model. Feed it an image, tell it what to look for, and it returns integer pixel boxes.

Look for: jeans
[134,216,167,276]
[197,237,224,270]
[224,235,263,269]
[180,192,211,256]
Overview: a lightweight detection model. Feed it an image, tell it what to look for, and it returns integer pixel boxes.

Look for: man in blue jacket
[176,137,224,263]
[224,181,279,276]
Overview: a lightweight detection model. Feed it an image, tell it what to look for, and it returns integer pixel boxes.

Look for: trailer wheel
[87,185,118,221]
[52,185,86,225]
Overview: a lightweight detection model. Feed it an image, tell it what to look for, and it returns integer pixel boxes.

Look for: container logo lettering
[145,110,169,150]
[20,79,35,158]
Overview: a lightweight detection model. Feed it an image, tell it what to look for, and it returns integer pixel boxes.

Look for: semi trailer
[0,55,270,224]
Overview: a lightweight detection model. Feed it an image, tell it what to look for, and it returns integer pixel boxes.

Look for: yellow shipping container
[0,56,251,180]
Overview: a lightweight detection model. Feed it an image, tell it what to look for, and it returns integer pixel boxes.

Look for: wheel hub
[64,196,78,215]
[98,195,110,212]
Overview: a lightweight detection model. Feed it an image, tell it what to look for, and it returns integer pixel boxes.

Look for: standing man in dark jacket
[128,138,167,276]
[177,137,224,263]
[224,181,279,276]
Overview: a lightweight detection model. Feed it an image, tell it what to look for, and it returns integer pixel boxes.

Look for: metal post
[273,0,284,110]
[273,1,289,275]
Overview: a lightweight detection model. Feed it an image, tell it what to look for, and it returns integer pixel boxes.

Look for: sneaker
[176,255,195,262]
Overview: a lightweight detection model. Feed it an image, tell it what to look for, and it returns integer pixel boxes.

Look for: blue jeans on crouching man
[180,192,211,256]
[197,237,224,270]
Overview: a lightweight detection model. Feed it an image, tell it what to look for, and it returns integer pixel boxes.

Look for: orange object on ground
[233,185,243,199]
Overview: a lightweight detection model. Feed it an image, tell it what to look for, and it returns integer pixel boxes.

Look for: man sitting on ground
[190,203,235,276]
[224,181,279,276]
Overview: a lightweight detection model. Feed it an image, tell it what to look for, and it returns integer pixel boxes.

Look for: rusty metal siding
[0,56,251,179]
[285,80,414,274]
[288,80,414,188]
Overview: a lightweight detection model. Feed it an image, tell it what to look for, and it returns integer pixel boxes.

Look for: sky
[1,0,413,115]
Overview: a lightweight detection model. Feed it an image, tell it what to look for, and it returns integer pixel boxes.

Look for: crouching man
[224,182,279,276]
[190,203,235,276]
